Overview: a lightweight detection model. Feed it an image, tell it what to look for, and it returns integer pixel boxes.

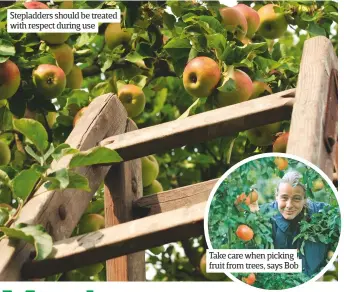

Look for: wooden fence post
[104,119,146,281]
[287,36,338,178]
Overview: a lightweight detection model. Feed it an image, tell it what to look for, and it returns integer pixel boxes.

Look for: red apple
[32,64,66,98]
[234,4,260,38]
[258,4,288,39]
[66,65,83,89]
[273,132,289,153]
[73,107,87,127]
[246,122,281,146]
[215,69,253,107]
[49,43,74,75]
[220,7,248,39]
[24,1,49,9]
[183,56,221,98]
[0,60,21,100]
[105,23,132,50]
[249,81,272,100]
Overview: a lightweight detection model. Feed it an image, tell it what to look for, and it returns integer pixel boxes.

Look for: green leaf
[69,146,123,168]
[217,78,235,93]
[44,169,90,192]
[42,143,55,163]
[13,119,48,153]
[0,184,12,205]
[178,97,206,119]
[206,33,226,56]
[0,55,8,63]
[254,56,281,71]
[65,90,89,109]
[164,37,192,60]
[52,143,79,161]
[44,168,69,190]
[0,39,15,57]
[11,150,26,169]
[242,42,268,55]
[163,11,176,30]
[66,171,90,192]
[151,88,168,115]
[0,169,10,185]
[129,75,148,89]
[25,145,43,165]
[272,42,282,61]
[17,52,55,69]
[90,82,112,97]
[0,106,13,131]
[75,33,98,48]
[150,246,165,255]
[199,16,226,35]
[125,51,147,68]
[101,58,113,73]
[85,198,104,214]
[182,13,197,23]
[0,166,16,180]
[0,207,9,226]
[308,22,327,37]
[0,9,8,23]
[56,113,74,127]
[74,48,92,57]
[0,224,53,260]
[31,164,49,174]
[12,169,41,201]
[317,234,327,243]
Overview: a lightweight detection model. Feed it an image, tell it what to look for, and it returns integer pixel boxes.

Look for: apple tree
[0,0,338,282]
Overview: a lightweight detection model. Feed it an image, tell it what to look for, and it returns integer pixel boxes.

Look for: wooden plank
[104,120,145,281]
[21,202,206,279]
[133,179,218,217]
[287,36,338,177]
[100,89,295,162]
[0,94,128,281]
[133,170,337,217]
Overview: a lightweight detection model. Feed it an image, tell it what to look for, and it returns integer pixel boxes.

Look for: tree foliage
[0,0,338,282]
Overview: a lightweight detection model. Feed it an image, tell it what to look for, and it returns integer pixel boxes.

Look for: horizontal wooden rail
[100,89,295,162]
[21,202,206,279]
[133,179,218,217]
[133,172,338,218]
[22,168,339,279]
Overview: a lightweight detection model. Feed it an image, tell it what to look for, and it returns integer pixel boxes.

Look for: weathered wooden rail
[0,36,337,281]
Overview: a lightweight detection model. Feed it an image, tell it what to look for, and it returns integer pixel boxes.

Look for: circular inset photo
[205,154,341,290]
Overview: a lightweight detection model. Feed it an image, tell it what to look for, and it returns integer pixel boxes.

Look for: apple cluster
[182,3,290,149]
[103,23,148,118]
[1,1,83,130]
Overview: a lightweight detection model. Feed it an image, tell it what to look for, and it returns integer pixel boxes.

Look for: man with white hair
[257,171,329,276]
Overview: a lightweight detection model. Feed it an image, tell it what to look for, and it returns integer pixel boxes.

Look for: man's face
[276,182,306,220]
